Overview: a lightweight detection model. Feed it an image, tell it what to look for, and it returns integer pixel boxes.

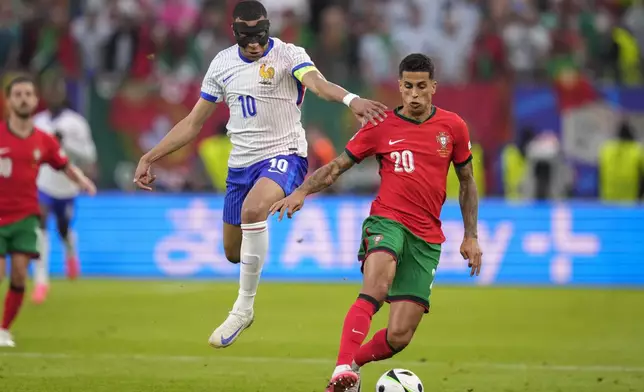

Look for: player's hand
[269,190,306,221]
[133,157,157,191]
[460,236,482,277]
[349,98,388,126]
[79,175,97,196]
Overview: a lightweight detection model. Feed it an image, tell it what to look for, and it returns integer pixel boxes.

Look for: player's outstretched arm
[455,161,482,276]
[269,152,355,221]
[133,98,216,190]
[300,71,387,125]
[63,164,97,196]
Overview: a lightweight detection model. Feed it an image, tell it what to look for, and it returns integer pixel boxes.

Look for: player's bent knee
[240,204,268,225]
[9,268,28,287]
[361,280,391,303]
[10,254,30,282]
[10,276,27,289]
[386,326,414,352]
[362,252,397,302]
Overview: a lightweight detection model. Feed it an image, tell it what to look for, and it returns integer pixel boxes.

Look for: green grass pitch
[0,280,642,392]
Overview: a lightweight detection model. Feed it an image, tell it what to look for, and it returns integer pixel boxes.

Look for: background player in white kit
[133,1,387,348]
[32,76,97,304]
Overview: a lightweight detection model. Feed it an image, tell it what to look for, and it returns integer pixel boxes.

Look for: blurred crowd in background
[1,0,643,201]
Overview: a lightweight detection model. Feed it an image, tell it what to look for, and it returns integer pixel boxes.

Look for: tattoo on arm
[455,161,479,238]
[298,152,355,195]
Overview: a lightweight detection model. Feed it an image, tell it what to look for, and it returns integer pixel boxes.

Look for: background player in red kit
[270,53,483,392]
[0,76,96,348]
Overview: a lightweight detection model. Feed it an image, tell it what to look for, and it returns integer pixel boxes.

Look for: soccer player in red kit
[270,54,483,391]
[0,76,96,347]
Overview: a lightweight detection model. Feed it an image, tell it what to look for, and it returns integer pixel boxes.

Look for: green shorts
[358,215,441,313]
[0,215,40,257]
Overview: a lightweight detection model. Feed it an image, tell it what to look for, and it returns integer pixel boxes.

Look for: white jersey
[201,37,316,168]
[35,109,97,199]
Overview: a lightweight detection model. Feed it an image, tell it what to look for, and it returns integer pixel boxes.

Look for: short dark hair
[233,0,268,21]
[399,53,435,79]
[5,75,36,96]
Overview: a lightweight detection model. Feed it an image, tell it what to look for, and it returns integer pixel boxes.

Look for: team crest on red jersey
[33,148,41,162]
[436,132,451,158]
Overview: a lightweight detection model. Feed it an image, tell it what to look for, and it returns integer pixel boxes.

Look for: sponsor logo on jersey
[259,64,275,85]
[436,132,451,158]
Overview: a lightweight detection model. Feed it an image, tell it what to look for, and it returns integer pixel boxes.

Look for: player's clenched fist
[133,158,157,191]
[270,189,306,221]
[460,237,483,277]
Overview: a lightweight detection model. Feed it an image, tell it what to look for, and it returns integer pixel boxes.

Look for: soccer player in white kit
[134,0,387,349]
[32,76,97,303]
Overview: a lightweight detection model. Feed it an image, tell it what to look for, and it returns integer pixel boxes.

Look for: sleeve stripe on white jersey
[201,91,218,102]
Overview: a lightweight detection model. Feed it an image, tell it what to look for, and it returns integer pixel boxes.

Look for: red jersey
[0,122,69,225]
[345,106,472,243]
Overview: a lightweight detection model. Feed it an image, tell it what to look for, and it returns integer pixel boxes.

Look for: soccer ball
[375,369,424,392]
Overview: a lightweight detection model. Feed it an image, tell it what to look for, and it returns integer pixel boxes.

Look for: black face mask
[232,20,270,47]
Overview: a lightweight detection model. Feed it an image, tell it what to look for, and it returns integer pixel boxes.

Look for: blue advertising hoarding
[44,194,644,286]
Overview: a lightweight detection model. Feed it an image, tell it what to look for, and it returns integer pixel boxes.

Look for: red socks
[2,285,25,330]
[354,328,396,367]
[335,294,379,366]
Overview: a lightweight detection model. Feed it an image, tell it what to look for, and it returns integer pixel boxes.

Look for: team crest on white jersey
[259,64,275,85]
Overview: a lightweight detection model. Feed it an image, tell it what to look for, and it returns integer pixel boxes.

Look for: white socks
[232,221,268,314]
[34,228,49,285]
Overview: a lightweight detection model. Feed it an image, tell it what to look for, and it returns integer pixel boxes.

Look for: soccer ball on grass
[376,368,424,392]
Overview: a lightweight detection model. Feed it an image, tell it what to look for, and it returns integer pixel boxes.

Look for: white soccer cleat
[0,329,15,348]
[208,310,254,349]
[326,364,360,392]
